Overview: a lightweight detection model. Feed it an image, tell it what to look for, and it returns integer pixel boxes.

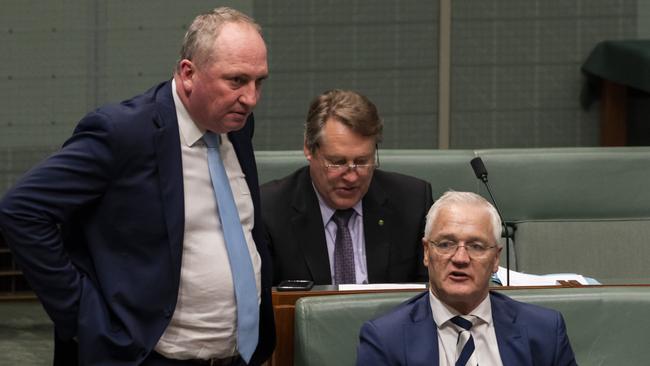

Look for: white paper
[495,266,595,286]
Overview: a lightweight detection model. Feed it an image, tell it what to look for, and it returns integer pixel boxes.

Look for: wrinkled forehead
[430,204,495,241]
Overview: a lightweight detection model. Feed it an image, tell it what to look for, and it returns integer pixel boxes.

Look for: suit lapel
[152,81,185,273]
[290,168,332,284]
[405,292,440,366]
[363,177,392,283]
[491,292,533,366]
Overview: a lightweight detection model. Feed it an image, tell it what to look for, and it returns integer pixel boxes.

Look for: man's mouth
[448,271,470,281]
[334,186,358,195]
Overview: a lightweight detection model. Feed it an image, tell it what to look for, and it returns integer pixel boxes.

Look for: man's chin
[222,118,248,132]
[330,196,361,210]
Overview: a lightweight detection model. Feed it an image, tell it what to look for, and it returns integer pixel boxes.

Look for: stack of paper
[494,266,598,286]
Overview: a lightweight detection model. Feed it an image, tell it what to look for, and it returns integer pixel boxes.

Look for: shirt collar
[429,290,493,328]
[171,78,205,147]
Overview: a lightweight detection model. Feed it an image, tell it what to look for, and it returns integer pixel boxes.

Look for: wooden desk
[582,40,650,146]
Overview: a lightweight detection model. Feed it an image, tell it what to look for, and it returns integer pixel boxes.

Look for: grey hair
[175,7,261,73]
[424,191,502,245]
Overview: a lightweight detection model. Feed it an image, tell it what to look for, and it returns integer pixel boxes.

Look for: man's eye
[231,77,246,86]
[437,241,454,249]
[468,243,486,251]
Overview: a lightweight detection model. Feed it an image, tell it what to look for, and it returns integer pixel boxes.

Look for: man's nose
[239,83,260,107]
[341,166,360,182]
[450,245,471,263]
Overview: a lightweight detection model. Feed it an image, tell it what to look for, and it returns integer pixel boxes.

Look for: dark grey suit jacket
[260,166,433,285]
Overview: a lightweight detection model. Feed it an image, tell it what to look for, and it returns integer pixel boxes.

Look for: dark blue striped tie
[451,316,476,366]
[332,209,355,284]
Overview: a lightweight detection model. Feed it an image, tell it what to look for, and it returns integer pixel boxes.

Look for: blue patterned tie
[204,132,258,363]
[451,316,476,366]
[332,209,356,284]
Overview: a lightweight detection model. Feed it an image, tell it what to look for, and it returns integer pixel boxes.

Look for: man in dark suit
[261,90,433,286]
[0,8,274,366]
[357,191,577,366]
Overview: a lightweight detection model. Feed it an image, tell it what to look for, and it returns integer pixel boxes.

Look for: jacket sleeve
[553,312,578,366]
[357,321,394,366]
[0,111,116,339]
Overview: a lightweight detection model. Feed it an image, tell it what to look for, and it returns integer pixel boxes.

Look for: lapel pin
[378,219,384,226]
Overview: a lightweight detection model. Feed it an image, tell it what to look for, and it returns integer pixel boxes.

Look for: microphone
[470,157,512,286]
[470,157,488,183]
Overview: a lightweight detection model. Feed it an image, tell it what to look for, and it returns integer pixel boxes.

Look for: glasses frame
[321,144,380,174]
[426,239,498,258]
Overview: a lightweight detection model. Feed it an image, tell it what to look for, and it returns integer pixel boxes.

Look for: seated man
[357,191,577,366]
[261,89,433,285]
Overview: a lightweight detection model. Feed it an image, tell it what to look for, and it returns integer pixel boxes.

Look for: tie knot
[203,131,220,148]
[450,316,473,331]
[333,209,354,226]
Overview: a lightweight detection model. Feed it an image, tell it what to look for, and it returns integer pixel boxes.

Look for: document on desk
[338,283,427,291]
[495,266,599,286]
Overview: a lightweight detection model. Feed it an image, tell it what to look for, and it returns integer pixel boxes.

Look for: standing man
[0,7,274,366]
[261,89,433,286]
[357,191,577,365]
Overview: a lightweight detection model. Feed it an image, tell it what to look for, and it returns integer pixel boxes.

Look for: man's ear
[178,59,195,91]
[493,245,503,273]
[303,142,312,161]
[422,238,430,267]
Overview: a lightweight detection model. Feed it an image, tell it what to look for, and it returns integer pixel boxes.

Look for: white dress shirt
[155,79,262,360]
[429,291,503,366]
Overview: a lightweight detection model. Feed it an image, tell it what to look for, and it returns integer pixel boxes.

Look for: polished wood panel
[600,80,627,146]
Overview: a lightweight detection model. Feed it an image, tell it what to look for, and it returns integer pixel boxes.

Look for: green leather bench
[294,286,650,366]
[478,147,650,283]
[256,147,650,284]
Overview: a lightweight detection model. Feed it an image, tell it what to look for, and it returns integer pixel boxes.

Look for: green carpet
[0,301,52,366]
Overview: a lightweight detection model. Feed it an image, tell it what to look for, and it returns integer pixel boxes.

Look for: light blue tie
[204,131,258,363]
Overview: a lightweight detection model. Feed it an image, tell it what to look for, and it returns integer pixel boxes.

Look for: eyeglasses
[322,146,380,174]
[427,240,498,258]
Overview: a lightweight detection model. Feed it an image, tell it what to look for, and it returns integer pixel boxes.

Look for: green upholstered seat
[256,147,650,284]
[294,287,650,366]
[476,147,650,283]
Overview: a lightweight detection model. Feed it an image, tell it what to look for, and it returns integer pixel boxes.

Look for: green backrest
[255,147,650,283]
[255,149,479,201]
[294,287,650,366]
[476,147,650,283]
[255,150,307,185]
[476,147,650,221]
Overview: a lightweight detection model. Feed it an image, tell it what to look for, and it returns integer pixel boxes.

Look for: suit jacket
[0,81,275,365]
[260,166,433,285]
[357,291,577,366]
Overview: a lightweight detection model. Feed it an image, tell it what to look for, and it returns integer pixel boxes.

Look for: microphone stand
[482,181,511,286]
[470,157,513,286]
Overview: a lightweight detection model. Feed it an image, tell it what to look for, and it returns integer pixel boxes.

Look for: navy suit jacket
[0,81,275,365]
[357,291,577,366]
[260,166,432,285]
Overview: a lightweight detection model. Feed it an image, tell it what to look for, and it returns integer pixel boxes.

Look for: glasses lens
[432,241,491,258]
